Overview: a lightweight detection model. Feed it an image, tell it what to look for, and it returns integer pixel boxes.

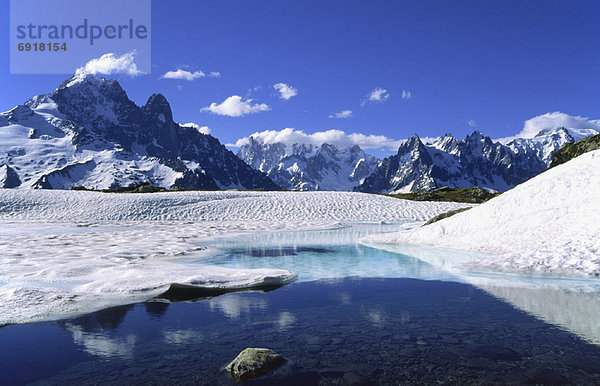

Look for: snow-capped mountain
[236,136,379,191]
[502,127,599,164]
[356,127,598,193]
[0,73,280,190]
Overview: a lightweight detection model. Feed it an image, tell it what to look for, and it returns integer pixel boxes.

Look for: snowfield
[0,190,466,325]
[363,150,600,277]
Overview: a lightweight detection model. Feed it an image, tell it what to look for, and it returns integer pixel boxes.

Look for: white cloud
[329,110,353,119]
[517,112,600,138]
[161,69,205,80]
[468,120,477,128]
[181,122,210,135]
[368,87,390,102]
[361,87,390,106]
[75,51,142,76]
[161,69,220,80]
[201,95,270,117]
[401,90,412,100]
[273,83,298,100]
[231,128,404,150]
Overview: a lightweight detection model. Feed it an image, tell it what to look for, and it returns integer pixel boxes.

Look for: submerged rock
[225,347,285,382]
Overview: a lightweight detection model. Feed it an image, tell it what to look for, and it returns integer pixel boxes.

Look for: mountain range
[236,137,379,191]
[1,74,598,193]
[356,127,598,193]
[0,74,279,190]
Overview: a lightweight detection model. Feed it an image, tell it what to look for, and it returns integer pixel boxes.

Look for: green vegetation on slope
[423,207,471,226]
[549,134,600,169]
[388,186,499,204]
[71,182,169,193]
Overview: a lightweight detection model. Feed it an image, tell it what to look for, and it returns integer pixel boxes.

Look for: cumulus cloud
[161,69,221,80]
[201,95,270,117]
[517,112,600,138]
[162,69,205,80]
[401,90,412,100]
[181,122,210,135]
[273,83,298,100]
[468,120,477,128]
[361,87,390,106]
[231,128,404,150]
[75,51,142,76]
[329,110,353,119]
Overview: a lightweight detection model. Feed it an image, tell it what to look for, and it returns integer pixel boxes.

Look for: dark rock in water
[225,348,285,382]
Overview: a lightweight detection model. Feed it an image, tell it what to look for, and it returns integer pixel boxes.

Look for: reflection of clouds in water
[64,323,136,358]
[363,307,387,328]
[277,311,296,331]
[330,291,352,305]
[163,329,203,345]
[208,295,267,319]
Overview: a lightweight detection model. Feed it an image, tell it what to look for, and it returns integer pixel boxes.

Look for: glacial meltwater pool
[2,223,600,385]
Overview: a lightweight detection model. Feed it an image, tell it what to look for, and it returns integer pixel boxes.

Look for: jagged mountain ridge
[357,128,597,193]
[236,136,379,191]
[0,74,280,190]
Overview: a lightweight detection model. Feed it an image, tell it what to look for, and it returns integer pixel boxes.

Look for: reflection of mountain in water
[144,301,169,318]
[60,305,137,358]
[61,305,133,332]
[363,241,600,345]
[479,284,600,346]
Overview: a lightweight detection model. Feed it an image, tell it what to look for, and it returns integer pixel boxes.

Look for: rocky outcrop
[225,348,286,382]
[549,134,600,169]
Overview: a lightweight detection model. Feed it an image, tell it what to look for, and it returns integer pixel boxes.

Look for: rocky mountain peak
[0,74,280,191]
[237,139,379,191]
[4,105,34,122]
[143,93,174,125]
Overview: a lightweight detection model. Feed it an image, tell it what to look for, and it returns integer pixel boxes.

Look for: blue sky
[1,0,599,155]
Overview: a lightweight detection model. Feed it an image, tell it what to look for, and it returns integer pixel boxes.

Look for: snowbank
[364,150,600,277]
[0,190,466,223]
[0,190,466,325]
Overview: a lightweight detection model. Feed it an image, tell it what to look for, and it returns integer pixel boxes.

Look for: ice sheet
[0,190,467,325]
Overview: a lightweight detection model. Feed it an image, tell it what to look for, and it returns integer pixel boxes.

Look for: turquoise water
[201,223,458,283]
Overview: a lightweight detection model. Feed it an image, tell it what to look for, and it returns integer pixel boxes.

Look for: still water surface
[2,223,600,385]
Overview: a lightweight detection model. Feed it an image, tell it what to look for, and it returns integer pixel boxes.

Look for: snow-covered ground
[363,150,600,277]
[0,190,467,325]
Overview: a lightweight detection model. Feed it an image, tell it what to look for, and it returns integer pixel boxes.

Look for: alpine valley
[1,74,598,192]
